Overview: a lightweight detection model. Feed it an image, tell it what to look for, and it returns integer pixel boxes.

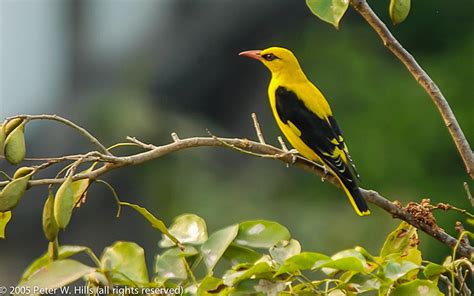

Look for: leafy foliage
[16,206,470,295]
[306,0,349,29]
[389,0,411,25]
[0,211,11,239]
[306,0,412,27]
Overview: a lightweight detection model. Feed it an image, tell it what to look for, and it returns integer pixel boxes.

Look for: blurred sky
[1,0,473,285]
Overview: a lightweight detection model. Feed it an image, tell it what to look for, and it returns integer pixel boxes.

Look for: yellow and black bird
[239,47,370,216]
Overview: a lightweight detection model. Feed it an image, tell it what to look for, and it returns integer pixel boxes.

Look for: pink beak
[239,50,262,61]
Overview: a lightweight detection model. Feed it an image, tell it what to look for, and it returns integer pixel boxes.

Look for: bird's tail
[336,177,370,216]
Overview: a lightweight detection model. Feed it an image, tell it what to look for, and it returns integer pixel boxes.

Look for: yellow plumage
[240,47,370,216]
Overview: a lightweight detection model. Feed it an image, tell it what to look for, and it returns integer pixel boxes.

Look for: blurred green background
[1,0,472,285]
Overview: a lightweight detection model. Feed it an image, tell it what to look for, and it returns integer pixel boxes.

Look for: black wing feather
[275,87,357,186]
[327,116,361,179]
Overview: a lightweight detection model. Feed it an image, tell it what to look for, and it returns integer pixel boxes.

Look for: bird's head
[239,47,302,77]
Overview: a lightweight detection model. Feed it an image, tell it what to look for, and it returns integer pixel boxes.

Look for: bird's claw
[281,149,299,166]
[321,165,329,182]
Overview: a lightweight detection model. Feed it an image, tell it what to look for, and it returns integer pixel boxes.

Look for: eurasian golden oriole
[239,47,370,216]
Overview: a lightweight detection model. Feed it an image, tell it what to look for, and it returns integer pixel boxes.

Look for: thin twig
[277,136,291,168]
[95,180,122,218]
[182,257,198,286]
[277,136,288,152]
[251,113,266,144]
[171,132,180,142]
[439,274,456,295]
[107,142,142,151]
[276,136,300,167]
[457,268,471,296]
[0,153,117,169]
[126,136,157,150]
[0,171,11,181]
[452,229,469,293]
[429,203,474,219]
[206,130,286,160]
[463,182,474,207]
[349,0,474,179]
[32,151,118,174]
[7,114,112,156]
[454,222,471,248]
[1,155,78,162]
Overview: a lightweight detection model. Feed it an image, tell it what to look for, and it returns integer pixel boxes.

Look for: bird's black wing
[274,86,358,186]
[327,116,361,179]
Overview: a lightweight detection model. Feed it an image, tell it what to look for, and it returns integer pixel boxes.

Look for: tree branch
[2,134,472,257]
[7,114,112,156]
[349,0,474,179]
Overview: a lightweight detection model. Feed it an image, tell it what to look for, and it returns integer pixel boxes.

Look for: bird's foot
[321,165,329,182]
[280,149,299,166]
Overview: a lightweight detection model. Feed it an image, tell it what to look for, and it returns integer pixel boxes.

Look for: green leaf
[4,118,24,136]
[159,213,207,247]
[224,244,263,265]
[348,274,381,293]
[380,222,418,258]
[466,218,474,226]
[390,279,443,296]
[13,167,35,179]
[0,123,5,156]
[154,248,188,281]
[423,263,447,281]
[17,259,94,292]
[72,163,96,206]
[228,279,261,294]
[318,249,368,274]
[20,245,95,282]
[276,252,330,276]
[270,239,301,264]
[223,261,272,286]
[292,282,317,293]
[354,246,377,263]
[320,257,366,274]
[389,0,411,25]
[83,271,109,286]
[328,290,346,296]
[306,0,349,29]
[383,260,419,281]
[53,176,74,229]
[0,170,33,211]
[4,121,26,165]
[42,192,59,241]
[255,279,286,295]
[405,247,422,265]
[201,224,239,271]
[101,241,149,285]
[120,201,180,246]
[174,245,199,257]
[0,211,12,239]
[157,244,198,259]
[235,220,290,249]
[197,276,226,295]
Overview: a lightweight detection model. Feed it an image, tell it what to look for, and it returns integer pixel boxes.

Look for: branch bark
[349,0,474,179]
[7,114,112,156]
[3,135,472,258]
